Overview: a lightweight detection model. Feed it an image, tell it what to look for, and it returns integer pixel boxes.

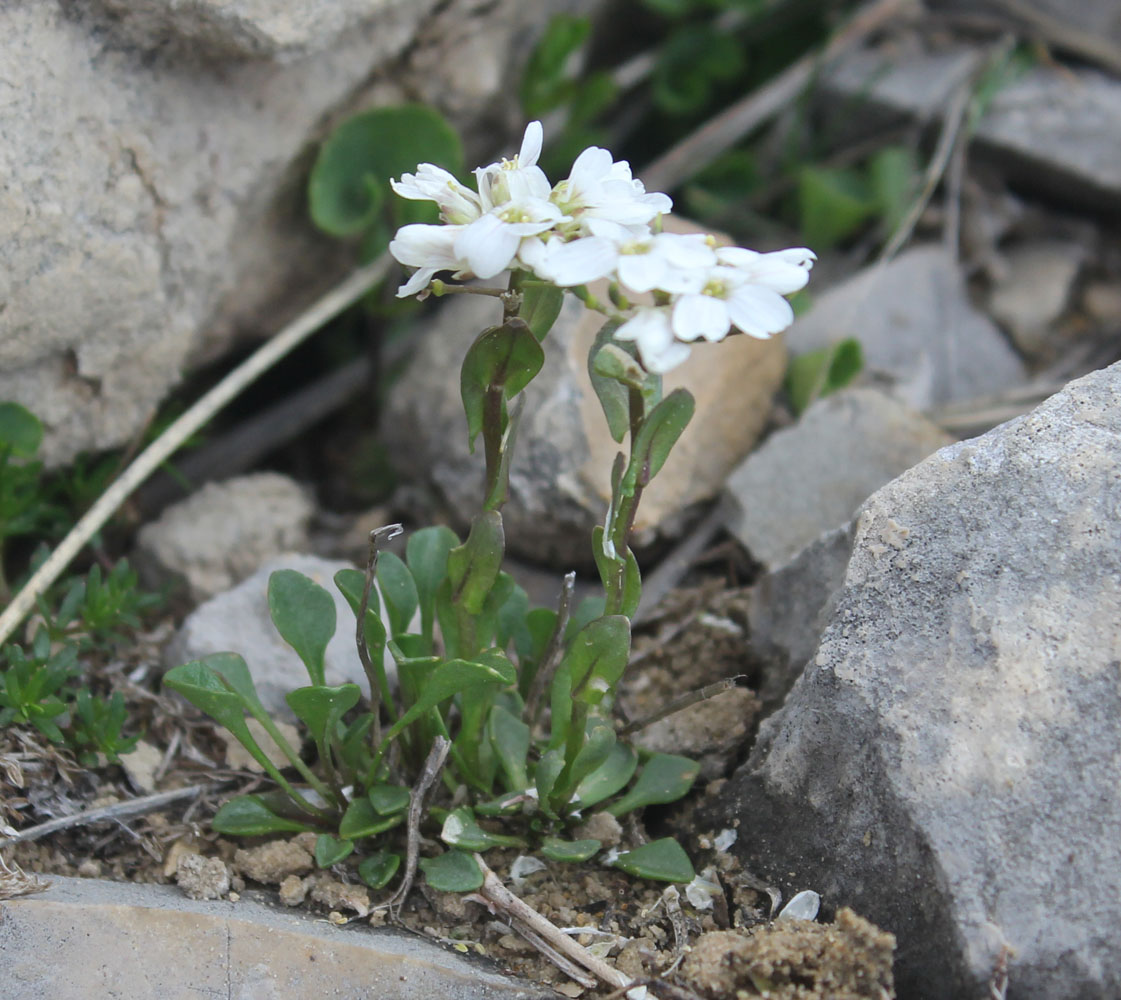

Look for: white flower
[615,307,692,374]
[390,163,483,226]
[454,197,565,280]
[552,146,672,234]
[670,247,816,343]
[474,120,552,209]
[388,223,469,296]
[533,222,715,290]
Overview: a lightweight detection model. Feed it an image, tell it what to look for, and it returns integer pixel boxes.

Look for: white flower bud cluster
[389,121,814,373]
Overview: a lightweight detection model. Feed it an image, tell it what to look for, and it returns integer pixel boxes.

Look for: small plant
[168,118,813,892]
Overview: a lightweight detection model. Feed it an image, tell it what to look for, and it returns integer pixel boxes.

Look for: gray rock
[703,362,1121,998]
[823,43,1121,212]
[784,246,1026,410]
[163,554,366,715]
[384,225,787,567]
[987,240,1084,358]
[927,0,1121,46]
[95,0,420,59]
[136,472,314,602]
[0,876,557,999]
[746,522,855,713]
[725,388,952,569]
[0,0,594,465]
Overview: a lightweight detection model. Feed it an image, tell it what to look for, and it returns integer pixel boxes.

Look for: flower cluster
[389,121,814,372]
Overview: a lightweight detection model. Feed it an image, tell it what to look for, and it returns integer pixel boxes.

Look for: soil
[1,577,897,999]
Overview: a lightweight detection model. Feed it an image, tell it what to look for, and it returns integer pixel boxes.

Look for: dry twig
[0,782,224,848]
[0,254,392,648]
[473,854,643,995]
[380,735,450,920]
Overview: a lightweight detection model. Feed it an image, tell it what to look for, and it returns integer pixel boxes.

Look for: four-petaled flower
[388,120,814,373]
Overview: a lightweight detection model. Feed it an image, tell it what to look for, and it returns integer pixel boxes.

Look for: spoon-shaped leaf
[268,570,336,686]
[608,753,700,818]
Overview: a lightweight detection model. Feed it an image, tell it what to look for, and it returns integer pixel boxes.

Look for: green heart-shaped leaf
[315,834,355,868]
[460,319,544,450]
[562,615,630,706]
[369,784,411,816]
[358,850,401,890]
[420,850,484,892]
[309,105,463,237]
[609,837,695,883]
[441,807,526,851]
[519,283,564,341]
[631,388,694,485]
[447,511,505,616]
[406,526,459,640]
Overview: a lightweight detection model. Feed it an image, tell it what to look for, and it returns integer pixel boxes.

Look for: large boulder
[703,363,1121,998]
[0,0,595,465]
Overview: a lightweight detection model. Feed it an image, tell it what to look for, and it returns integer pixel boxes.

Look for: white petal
[396,266,437,298]
[727,284,794,337]
[569,146,613,190]
[617,250,664,294]
[517,236,552,276]
[455,214,522,279]
[643,338,691,373]
[656,232,716,268]
[545,236,619,286]
[388,224,460,268]
[673,294,730,342]
[519,121,544,167]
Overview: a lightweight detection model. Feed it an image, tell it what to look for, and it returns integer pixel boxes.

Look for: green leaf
[333,568,388,674]
[591,528,641,619]
[608,753,700,817]
[446,511,505,616]
[609,837,695,883]
[588,322,630,443]
[315,834,355,868]
[420,850,484,892]
[562,615,630,707]
[488,704,531,792]
[339,798,405,840]
[440,807,526,851]
[785,338,864,416]
[268,570,336,686]
[378,656,515,750]
[406,526,459,640]
[632,388,694,485]
[285,684,361,745]
[798,165,875,249]
[376,551,419,637]
[520,14,591,115]
[519,283,565,341]
[163,658,251,733]
[309,105,463,237]
[0,402,43,457]
[653,23,744,116]
[534,748,566,814]
[460,319,545,451]
[541,837,601,863]
[369,784,411,816]
[574,741,638,810]
[211,795,318,836]
[358,850,401,890]
[564,721,616,792]
[869,146,917,234]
